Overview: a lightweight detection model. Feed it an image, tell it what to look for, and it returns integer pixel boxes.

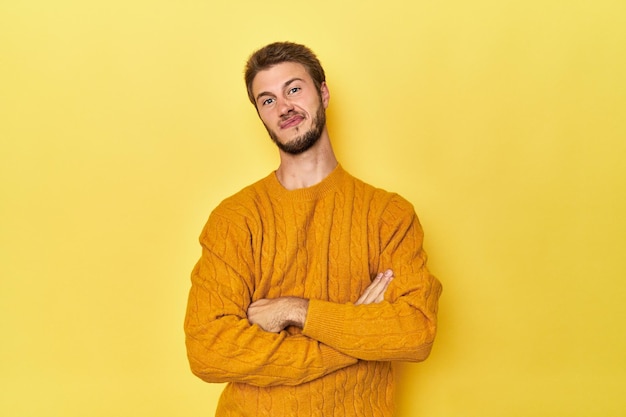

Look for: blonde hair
[244,42,326,106]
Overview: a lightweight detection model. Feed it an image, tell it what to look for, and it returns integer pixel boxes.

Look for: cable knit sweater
[184,164,442,417]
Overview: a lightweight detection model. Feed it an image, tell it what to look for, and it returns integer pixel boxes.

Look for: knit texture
[185,165,442,416]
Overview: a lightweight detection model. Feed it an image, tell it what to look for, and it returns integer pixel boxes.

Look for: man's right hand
[247,269,394,333]
[355,269,394,305]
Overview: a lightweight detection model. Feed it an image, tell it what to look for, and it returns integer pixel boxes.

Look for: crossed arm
[185,197,441,387]
[248,270,395,332]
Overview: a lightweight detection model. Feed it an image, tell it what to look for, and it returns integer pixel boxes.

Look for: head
[245,43,330,155]
[244,42,326,107]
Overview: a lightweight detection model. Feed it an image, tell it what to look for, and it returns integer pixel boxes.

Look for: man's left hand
[247,297,309,332]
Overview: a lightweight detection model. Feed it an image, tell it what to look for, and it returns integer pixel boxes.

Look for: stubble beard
[265,101,326,155]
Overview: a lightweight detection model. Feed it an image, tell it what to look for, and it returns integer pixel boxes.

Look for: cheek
[257,110,273,125]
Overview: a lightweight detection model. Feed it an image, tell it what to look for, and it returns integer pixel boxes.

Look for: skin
[247,62,394,333]
[248,270,395,333]
[251,61,336,190]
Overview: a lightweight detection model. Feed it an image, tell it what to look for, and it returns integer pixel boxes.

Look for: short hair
[244,42,326,105]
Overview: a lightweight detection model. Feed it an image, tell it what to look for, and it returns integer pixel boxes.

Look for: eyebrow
[255,77,305,103]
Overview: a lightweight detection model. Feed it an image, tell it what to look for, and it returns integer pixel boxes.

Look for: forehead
[251,62,312,96]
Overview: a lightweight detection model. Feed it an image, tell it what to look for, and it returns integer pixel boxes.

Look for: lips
[279,114,305,129]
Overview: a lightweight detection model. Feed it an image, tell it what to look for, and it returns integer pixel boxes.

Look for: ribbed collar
[264,164,346,202]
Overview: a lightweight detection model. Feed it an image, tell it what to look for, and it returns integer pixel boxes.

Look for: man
[184,41,442,417]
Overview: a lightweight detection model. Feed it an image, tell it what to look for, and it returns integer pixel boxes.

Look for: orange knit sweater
[185,165,442,416]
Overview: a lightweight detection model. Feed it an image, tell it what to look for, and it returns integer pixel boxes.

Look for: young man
[184,42,442,417]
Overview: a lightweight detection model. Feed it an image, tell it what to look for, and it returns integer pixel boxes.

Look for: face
[251,62,329,155]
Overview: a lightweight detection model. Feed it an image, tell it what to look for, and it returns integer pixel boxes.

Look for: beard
[265,101,326,155]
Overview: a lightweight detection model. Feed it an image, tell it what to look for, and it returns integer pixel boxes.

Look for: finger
[367,275,391,304]
[365,270,394,304]
[355,273,383,305]
[372,275,392,303]
[356,271,394,305]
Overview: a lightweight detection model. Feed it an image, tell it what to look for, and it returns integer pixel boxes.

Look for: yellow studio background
[1,0,625,416]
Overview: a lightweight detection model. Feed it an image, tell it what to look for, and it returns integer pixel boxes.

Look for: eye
[261,97,275,106]
[288,87,301,95]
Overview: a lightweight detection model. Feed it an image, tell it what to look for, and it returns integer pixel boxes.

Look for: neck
[275,131,338,190]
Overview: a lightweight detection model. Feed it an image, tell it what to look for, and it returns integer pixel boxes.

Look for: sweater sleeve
[302,195,442,362]
[184,209,358,387]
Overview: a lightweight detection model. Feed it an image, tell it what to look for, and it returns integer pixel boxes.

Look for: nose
[277,97,294,117]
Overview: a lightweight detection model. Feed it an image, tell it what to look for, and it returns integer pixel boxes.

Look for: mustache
[280,110,304,121]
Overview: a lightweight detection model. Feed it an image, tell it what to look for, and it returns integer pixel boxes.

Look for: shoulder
[201,174,275,239]
[344,170,416,216]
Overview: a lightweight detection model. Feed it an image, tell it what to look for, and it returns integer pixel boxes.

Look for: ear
[320,82,330,108]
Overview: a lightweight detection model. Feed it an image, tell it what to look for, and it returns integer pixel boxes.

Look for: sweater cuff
[318,343,358,370]
[303,299,347,349]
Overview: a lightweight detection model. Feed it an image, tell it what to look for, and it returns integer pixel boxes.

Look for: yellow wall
[1,0,625,416]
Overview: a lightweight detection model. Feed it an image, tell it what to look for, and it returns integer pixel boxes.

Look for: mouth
[279,114,305,130]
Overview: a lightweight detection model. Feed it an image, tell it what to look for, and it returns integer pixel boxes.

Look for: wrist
[285,297,309,328]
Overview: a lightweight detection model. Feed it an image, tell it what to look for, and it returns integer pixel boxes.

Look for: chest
[251,197,381,302]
